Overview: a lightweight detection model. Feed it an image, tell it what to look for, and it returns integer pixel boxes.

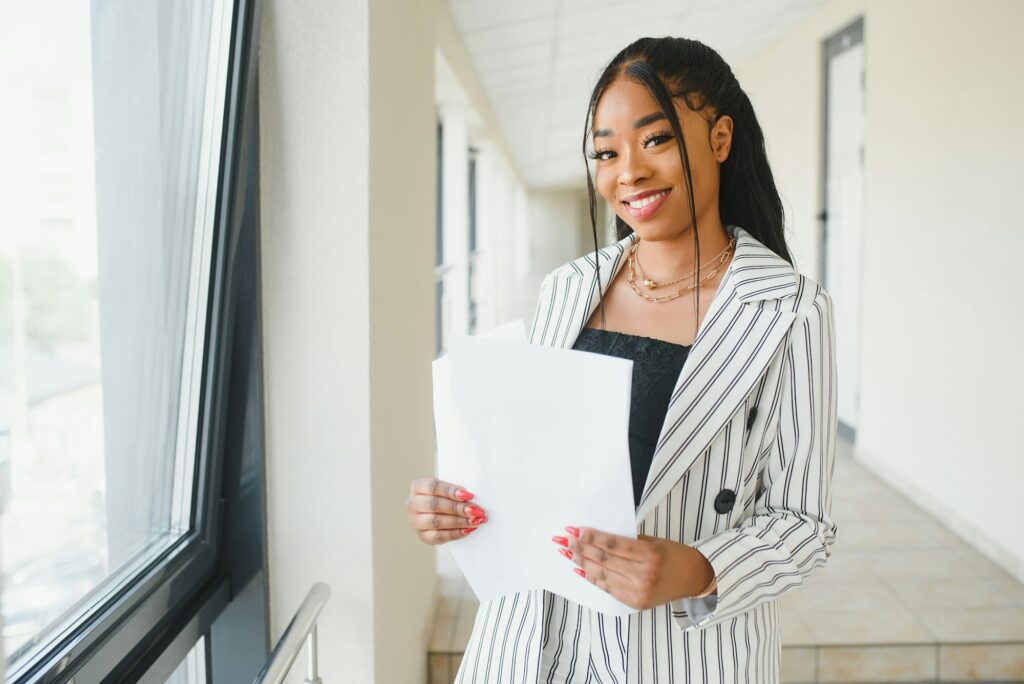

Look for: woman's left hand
[552,526,716,611]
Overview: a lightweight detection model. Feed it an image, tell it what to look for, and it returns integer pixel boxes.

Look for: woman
[406,36,838,682]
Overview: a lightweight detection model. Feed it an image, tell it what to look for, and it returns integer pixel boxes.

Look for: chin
[624,222,679,243]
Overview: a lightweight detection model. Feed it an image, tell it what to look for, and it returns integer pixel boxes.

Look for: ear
[710,114,734,163]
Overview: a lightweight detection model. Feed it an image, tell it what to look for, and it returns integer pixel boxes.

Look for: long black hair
[583,37,791,331]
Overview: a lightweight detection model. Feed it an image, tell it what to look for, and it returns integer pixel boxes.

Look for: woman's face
[590,77,733,242]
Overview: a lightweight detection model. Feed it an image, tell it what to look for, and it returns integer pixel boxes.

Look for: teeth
[627,190,668,208]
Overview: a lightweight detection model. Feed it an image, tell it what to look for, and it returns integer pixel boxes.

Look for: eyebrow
[593,111,667,138]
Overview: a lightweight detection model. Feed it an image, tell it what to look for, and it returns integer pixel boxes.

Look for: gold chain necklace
[626,237,735,303]
[632,237,735,289]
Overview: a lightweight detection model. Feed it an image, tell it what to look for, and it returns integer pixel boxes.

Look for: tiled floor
[429,438,1024,682]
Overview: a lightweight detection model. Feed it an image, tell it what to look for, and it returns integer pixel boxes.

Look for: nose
[617,146,652,188]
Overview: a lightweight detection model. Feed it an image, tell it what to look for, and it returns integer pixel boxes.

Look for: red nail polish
[565,526,580,539]
[465,504,485,518]
[469,515,486,526]
[573,568,586,578]
[455,489,475,501]
[551,536,569,547]
[462,527,477,535]
[559,548,573,560]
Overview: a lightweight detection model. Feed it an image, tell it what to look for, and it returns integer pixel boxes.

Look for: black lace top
[572,327,692,508]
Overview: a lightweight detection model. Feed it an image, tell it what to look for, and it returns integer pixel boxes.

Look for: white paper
[432,319,639,616]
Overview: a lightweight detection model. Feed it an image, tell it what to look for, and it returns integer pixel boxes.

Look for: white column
[438,103,470,338]
[260,0,437,681]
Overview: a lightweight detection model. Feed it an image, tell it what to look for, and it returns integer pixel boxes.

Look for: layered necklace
[626,235,736,303]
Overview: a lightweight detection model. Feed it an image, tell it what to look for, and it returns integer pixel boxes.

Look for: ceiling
[445,0,828,189]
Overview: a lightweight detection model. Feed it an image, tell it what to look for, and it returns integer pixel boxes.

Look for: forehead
[592,78,699,131]
[595,78,658,117]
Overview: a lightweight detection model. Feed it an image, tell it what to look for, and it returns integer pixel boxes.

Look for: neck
[634,219,731,282]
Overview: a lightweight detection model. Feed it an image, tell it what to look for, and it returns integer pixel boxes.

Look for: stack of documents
[432,319,639,616]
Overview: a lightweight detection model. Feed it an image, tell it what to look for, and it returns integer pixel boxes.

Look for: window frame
[6,0,261,679]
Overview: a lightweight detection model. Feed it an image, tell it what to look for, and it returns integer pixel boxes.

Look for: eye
[640,130,674,147]
[585,130,674,161]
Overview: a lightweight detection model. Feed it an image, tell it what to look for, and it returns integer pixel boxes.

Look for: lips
[621,187,671,203]
[622,188,671,221]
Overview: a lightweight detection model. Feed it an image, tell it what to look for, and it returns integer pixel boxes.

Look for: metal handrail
[253,582,331,684]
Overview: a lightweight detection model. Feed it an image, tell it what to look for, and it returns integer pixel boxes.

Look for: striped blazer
[455,224,839,683]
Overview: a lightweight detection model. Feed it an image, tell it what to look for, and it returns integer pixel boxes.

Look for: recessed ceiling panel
[446,0,829,188]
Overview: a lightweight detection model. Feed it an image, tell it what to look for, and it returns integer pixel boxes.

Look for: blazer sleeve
[669,286,840,632]
[528,272,555,345]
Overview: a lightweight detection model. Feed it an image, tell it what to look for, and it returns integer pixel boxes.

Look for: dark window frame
[467,146,478,335]
[7,0,262,679]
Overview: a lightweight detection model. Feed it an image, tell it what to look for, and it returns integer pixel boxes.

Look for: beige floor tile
[817,644,937,682]
[804,605,935,645]
[780,604,815,646]
[970,556,1024,581]
[883,578,1008,610]
[427,437,1024,673]
[429,653,452,684]
[831,500,919,520]
[921,523,980,549]
[939,642,1024,681]
[912,606,1024,642]
[859,548,998,581]
[776,588,802,613]
[452,609,478,651]
[430,612,456,652]
[992,575,1024,608]
[788,580,905,614]
[800,550,875,586]
[839,521,969,551]
[780,646,816,683]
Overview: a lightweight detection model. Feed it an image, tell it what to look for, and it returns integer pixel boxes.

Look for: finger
[410,477,475,502]
[419,527,479,545]
[406,494,485,520]
[570,547,631,599]
[563,535,637,577]
[571,527,645,562]
[412,512,486,533]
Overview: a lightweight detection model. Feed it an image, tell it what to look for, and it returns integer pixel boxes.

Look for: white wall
[734,0,1024,580]
[527,189,590,275]
[434,0,536,334]
[259,0,437,681]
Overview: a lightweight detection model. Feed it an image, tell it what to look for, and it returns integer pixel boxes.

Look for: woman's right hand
[406,477,488,545]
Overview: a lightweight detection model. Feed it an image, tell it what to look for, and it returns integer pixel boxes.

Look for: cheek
[598,184,626,218]
[595,173,615,205]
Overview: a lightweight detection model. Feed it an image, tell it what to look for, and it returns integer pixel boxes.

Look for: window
[467,148,479,334]
[435,118,445,356]
[0,0,261,678]
[164,636,208,684]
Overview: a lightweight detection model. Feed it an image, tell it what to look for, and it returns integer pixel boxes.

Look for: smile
[623,188,671,220]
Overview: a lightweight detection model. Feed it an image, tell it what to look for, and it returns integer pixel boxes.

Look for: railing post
[253,582,331,684]
[305,624,321,684]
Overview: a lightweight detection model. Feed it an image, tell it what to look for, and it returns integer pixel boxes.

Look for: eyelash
[586,130,674,161]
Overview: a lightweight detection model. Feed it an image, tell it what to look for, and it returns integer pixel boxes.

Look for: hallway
[429,437,1024,682]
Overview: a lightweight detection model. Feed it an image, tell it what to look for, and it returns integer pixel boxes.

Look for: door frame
[820,15,864,443]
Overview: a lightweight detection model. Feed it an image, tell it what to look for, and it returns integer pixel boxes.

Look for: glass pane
[165,635,207,684]
[0,0,232,666]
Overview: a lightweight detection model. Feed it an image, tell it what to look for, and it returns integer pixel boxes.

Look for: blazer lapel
[533,232,638,350]
[534,225,800,524]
